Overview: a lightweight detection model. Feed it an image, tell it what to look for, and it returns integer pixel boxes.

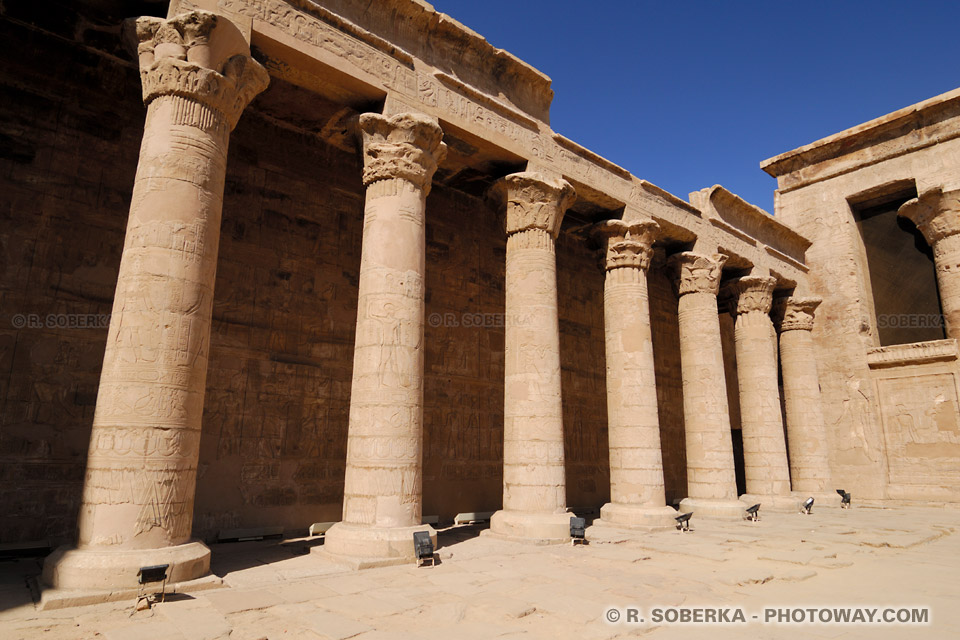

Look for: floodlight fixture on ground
[801,497,815,514]
[745,504,761,522]
[570,517,587,545]
[675,512,693,532]
[134,564,169,611]
[413,531,435,567]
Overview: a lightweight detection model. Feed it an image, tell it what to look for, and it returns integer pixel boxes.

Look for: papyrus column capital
[359,113,446,193]
[490,172,576,239]
[732,275,777,315]
[773,296,822,332]
[593,219,659,271]
[672,251,728,296]
[898,186,960,244]
[136,11,269,130]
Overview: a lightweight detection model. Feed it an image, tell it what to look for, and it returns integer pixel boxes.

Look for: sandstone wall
[773,134,960,503]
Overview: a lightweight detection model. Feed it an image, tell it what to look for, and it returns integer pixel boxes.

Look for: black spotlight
[413,531,435,567]
[801,497,815,515]
[840,491,851,509]
[570,516,587,545]
[675,512,693,532]
[135,564,169,611]
[744,504,761,522]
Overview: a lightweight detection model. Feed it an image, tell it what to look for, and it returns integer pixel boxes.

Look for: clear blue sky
[430,1,960,214]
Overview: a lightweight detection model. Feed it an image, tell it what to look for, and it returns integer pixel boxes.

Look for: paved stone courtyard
[1,504,957,639]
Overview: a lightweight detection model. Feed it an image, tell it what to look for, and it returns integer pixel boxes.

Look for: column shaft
[776,296,832,495]
[674,252,742,518]
[324,112,446,563]
[733,276,792,502]
[488,172,576,542]
[44,10,268,591]
[933,233,960,338]
[590,219,675,530]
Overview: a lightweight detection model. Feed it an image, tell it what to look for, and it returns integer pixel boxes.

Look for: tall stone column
[899,187,960,339]
[774,296,835,499]
[672,252,743,518]
[488,172,576,542]
[731,276,796,510]
[42,11,268,591]
[590,220,676,531]
[323,113,446,565]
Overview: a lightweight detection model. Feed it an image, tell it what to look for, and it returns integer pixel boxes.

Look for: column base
[678,497,744,520]
[739,493,801,513]
[590,503,678,532]
[41,540,211,591]
[320,522,437,567]
[486,510,573,544]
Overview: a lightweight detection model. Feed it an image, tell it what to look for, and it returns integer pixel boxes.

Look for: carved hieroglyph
[898,187,960,339]
[731,276,792,500]
[323,113,446,562]
[590,220,675,530]
[44,11,268,590]
[774,296,832,494]
[488,172,577,541]
[671,252,743,517]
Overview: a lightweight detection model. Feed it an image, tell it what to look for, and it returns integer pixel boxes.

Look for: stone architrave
[42,11,269,591]
[590,220,676,531]
[899,187,960,339]
[671,252,744,518]
[774,296,835,499]
[731,276,796,510]
[323,113,447,564]
[487,172,577,542]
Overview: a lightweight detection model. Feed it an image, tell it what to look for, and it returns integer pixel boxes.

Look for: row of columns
[44,8,836,589]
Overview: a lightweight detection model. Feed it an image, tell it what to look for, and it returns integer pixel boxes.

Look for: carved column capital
[593,219,659,271]
[136,11,269,130]
[490,172,576,238]
[898,186,960,245]
[671,252,728,296]
[732,275,777,315]
[773,296,822,332]
[359,113,447,193]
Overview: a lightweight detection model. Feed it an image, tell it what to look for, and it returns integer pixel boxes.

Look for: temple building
[0,0,957,598]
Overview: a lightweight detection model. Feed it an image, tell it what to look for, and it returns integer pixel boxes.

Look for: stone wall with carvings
[764,89,960,502]
[0,2,146,544]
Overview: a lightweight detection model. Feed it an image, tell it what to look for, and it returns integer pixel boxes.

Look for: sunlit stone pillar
[488,172,576,542]
[731,276,796,511]
[323,113,446,565]
[899,187,960,339]
[672,252,743,518]
[774,296,835,500]
[590,220,676,531]
[42,11,269,591]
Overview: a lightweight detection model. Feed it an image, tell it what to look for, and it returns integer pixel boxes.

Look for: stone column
[672,252,743,518]
[487,172,576,542]
[731,276,796,510]
[323,113,446,565]
[42,11,268,591]
[590,220,676,531]
[899,187,960,339]
[774,296,835,499]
